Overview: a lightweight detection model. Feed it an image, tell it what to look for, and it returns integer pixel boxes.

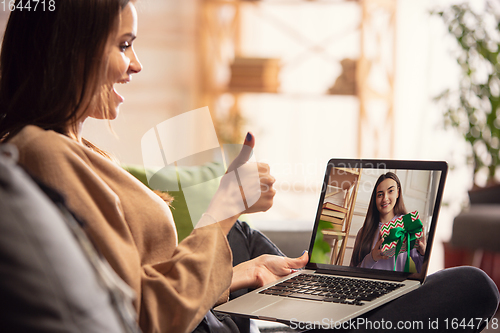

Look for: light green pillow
[123,163,224,242]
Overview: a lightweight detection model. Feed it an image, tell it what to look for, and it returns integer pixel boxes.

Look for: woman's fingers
[204,131,277,225]
[371,237,389,262]
[227,132,255,173]
[242,162,276,213]
[258,163,276,198]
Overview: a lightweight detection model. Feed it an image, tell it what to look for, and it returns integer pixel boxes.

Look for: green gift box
[380,211,423,272]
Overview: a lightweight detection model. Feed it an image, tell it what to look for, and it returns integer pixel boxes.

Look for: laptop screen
[308,159,447,282]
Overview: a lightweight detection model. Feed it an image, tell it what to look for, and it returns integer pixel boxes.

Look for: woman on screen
[350,172,425,272]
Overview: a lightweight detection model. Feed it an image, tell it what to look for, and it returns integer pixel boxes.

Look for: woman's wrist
[230,262,256,292]
[218,214,241,235]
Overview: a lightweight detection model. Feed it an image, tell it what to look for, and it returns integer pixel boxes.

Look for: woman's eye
[119,42,131,52]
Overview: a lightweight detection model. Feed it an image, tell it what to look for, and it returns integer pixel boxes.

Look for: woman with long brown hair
[350,172,425,272]
[0,1,308,332]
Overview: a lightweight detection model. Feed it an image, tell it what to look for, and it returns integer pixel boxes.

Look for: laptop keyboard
[259,273,404,306]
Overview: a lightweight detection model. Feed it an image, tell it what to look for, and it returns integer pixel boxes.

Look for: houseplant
[434,2,500,187]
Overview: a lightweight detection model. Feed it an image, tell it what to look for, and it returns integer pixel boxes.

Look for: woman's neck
[66,118,86,143]
[380,211,395,224]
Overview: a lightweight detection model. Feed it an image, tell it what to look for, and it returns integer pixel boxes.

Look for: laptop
[215,158,447,327]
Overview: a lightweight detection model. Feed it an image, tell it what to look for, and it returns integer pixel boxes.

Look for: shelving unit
[197,0,397,158]
[321,167,360,265]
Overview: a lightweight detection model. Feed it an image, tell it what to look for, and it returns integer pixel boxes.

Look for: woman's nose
[129,49,142,74]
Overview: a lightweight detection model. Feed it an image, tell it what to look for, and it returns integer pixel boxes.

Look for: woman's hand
[198,132,276,234]
[230,252,309,293]
[241,161,276,215]
[223,132,275,216]
[371,236,389,262]
[415,236,426,256]
[414,227,426,256]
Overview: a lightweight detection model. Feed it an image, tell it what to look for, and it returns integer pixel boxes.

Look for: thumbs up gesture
[230,132,276,215]
[197,132,276,232]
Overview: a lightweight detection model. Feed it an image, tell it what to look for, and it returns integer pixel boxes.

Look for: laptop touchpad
[253,298,326,320]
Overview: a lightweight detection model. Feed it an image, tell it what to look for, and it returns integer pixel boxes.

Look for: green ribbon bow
[382,213,423,273]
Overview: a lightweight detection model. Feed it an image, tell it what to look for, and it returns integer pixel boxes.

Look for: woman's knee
[431,266,499,315]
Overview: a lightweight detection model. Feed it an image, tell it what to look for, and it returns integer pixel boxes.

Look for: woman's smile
[112,78,131,106]
[380,201,390,209]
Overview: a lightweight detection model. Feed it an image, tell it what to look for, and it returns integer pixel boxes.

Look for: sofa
[0,144,139,332]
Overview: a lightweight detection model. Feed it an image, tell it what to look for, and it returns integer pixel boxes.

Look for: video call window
[311,166,441,275]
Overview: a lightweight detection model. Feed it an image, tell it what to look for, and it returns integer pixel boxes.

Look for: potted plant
[434,2,500,197]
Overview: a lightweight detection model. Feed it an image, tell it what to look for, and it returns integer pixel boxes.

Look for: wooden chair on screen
[321,167,360,266]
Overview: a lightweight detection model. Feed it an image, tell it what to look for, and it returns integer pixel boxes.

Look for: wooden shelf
[321,167,360,265]
[198,0,397,156]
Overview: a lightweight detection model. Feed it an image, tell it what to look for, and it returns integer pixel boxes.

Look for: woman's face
[92,2,142,120]
[375,178,399,217]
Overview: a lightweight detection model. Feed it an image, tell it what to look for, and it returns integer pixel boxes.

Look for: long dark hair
[350,172,407,267]
[0,0,130,144]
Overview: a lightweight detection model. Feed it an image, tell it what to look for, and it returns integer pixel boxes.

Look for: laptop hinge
[315,268,407,282]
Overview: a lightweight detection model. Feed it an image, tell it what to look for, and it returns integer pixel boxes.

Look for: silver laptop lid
[306,159,448,284]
